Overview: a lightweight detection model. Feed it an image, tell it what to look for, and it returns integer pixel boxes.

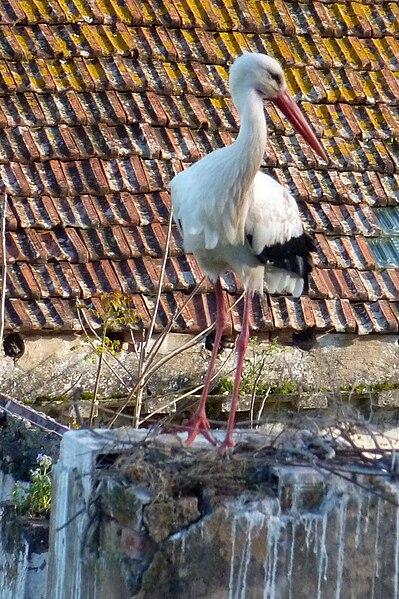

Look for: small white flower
[36,453,52,469]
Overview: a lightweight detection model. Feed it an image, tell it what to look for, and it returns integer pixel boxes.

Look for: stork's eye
[270,72,282,85]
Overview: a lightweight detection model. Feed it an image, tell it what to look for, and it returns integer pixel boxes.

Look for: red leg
[183,278,228,446]
[219,291,251,453]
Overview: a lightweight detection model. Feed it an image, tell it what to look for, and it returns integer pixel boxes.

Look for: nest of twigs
[111,442,279,500]
[101,421,399,506]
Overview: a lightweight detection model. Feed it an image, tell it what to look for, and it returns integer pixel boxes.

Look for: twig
[249,353,267,427]
[119,277,209,422]
[132,329,146,428]
[144,207,173,351]
[129,329,141,360]
[72,387,84,428]
[55,506,87,532]
[314,461,399,507]
[140,346,236,424]
[107,327,210,428]
[109,332,235,429]
[107,276,243,428]
[89,346,103,426]
[143,275,206,369]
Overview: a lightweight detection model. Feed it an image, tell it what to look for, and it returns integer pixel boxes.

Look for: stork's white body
[171,168,305,295]
[170,63,308,297]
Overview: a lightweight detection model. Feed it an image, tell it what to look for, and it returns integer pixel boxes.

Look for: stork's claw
[169,413,216,446]
[184,413,216,446]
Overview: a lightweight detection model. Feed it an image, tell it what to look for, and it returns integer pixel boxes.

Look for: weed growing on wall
[12,453,52,517]
[219,338,285,396]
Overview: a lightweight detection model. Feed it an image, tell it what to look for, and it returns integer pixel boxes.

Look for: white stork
[169,52,327,451]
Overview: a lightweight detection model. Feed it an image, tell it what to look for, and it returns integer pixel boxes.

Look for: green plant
[278,379,298,394]
[219,338,283,396]
[340,382,399,394]
[12,453,53,517]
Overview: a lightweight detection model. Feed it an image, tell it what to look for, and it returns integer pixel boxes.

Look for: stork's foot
[181,412,216,446]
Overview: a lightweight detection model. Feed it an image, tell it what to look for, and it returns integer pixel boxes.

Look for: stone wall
[1,332,399,421]
[47,429,399,599]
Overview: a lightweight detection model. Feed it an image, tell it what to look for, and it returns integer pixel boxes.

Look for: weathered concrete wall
[47,429,399,599]
[0,416,60,599]
[1,332,399,408]
[0,508,48,599]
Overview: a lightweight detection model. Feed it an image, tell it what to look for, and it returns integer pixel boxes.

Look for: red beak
[273,90,328,162]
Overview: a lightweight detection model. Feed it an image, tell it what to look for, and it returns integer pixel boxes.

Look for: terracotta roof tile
[340,235,376,269]
[287,3,333,37]
[6,298,33,330]
[269,297,305,331]
[313,236,336,269]
[18,0,66,24]
[359,270,399,303]
[7,262,42,298]
[89,193,141,227]
[145,293,189,332]
[93,0,143,26]
[168,28,218,64]
[194,291,231,334]
[378,175,399,206]
[69,260,121,298]
[0,27,24,60]
[0,60,17,92]
[102,156,149,193]
[0,1,27,24]
[165,0,216,30]
[119,225,159,259]
[354,236,378,269]
[366,36,399,70]
[78,226,130,261]
[312,299,356,333]
[37,228,87,262]
[388,301,399,329]
[163,258,192,291]
[28,262,81,298]
[133,192,170,225]
[154,126,200,161]
[141,158,181,192]
[42,195,86,228]
[353,301,398,335]
[142,291,211,334]
[314,268,369,301]
[226,292,272,334]
[302,203,380,236]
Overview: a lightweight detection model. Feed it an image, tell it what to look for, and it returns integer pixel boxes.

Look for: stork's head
[229,52,328,161]
[229,53,286,101]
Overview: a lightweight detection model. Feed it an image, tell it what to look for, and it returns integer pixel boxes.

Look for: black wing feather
[247,231,316,292]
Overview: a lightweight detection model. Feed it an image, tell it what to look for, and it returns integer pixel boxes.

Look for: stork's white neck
[229,89,267,190]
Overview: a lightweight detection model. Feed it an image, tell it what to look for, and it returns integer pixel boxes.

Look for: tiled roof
[1,1,399,336]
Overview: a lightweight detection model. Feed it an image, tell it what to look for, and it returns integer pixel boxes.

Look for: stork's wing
[245,172,315,296]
